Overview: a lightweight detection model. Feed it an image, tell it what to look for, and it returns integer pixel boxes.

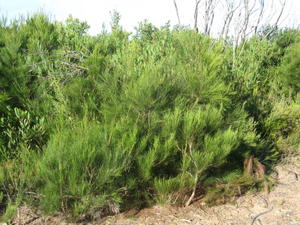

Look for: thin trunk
[185,174,198,207]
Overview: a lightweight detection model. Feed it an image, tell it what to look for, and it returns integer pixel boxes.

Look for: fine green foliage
[1,12,300,220]
[279,42,300,94]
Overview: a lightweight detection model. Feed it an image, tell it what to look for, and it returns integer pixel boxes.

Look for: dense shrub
[0,13,300,220]
[278,42,300,95]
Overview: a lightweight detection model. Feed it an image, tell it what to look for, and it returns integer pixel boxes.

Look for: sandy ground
[9,156,300,225]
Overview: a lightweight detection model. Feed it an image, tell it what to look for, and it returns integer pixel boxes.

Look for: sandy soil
[9,156,300,225]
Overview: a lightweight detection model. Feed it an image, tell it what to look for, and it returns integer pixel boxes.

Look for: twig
[60,61,88,71]
[250,206,273,225]
[194,0,202,32]
[287,169,299,181]
[257,195,269,208]
[257,218,263,225]
[23,216,39,225]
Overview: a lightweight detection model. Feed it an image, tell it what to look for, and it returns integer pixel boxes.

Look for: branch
[223,0,244,40]
[173,0,181,25]
[220,1,240,39]
[185,141,199,207]
[185,173,198,207]
[251,207,273,225]
[194,0,202,32]
[204,0,217,35]
[254,0,265,34]
[274,0,286,27]
[264,0,286,39]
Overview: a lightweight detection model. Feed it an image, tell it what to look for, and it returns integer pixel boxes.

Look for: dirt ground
[9,156,300,225]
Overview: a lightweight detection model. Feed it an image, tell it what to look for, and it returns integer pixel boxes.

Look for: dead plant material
[244,155,254,175]
[250,206,273,225]
[244,156,269,192]
[286,169,299,181]
[254,161,265,179]
[254,160,269,193]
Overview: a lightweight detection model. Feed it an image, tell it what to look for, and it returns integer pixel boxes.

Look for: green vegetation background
[0,12,300,220]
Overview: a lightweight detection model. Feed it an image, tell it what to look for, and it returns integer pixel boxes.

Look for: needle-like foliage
[0,13,300,220]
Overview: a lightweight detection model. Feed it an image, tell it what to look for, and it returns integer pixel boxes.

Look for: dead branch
[264,0,286,39]
[240,0,257,43]
[60,61,88,71]
[204,0,216,35]
[254,0,265,34]
[220,0,240,39]
[173,0,181,25]
[251,206,273,225]
[194,0,202,32]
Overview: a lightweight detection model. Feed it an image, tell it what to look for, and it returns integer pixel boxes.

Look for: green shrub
[0,107,46,160]
[265,99,300,153]
[33,119,138,215]
[278,42,300,95]
[0,12,299,219]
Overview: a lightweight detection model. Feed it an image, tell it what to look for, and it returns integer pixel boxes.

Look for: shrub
[33,119,138,215]
[278,42,300,95]
[0,13,299,220]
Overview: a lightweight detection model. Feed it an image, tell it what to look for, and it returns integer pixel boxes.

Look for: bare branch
[207,11,215,35]
[240,0,252,43]
[220,0,241,39]
[194,0,202,32]
[173,0,181,25]
[264,0,286,38]
[274,0,286,27]
[251,207,274,225]
[203,0,218,35]
[254,0,265,34]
